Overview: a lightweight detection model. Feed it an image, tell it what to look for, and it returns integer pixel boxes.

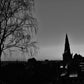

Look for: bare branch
[0,0,38,61]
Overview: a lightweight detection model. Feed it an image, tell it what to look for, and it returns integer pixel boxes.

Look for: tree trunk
[0,46,2,66]
[0,46,1,62]
[0,44,1,75]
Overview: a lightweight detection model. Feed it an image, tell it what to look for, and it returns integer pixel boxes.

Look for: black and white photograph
[1,0,84,84]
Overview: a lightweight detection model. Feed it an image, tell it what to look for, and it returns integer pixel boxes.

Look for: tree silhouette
[0,0,38,61]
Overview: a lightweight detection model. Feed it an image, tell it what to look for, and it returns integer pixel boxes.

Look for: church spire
[64,34,71,54]
[63,34,72,63]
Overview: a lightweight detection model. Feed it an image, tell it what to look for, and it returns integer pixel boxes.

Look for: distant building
[63,34,72,64]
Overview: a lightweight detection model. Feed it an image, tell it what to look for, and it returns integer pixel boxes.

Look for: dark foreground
[1,58,84,84]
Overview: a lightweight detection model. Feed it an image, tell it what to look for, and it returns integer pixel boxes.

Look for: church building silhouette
[63,34,72,64]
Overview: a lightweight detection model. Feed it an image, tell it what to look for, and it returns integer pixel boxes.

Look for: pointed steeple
[63,34,72,63]
[64,34,71,54]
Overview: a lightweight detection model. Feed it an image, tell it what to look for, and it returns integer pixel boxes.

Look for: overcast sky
[2,0,84,61]
[35,0,84,60]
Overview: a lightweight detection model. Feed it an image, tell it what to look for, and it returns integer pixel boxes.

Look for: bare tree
[0,0,38,61]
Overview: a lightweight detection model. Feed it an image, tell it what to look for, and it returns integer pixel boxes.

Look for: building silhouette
[63,34,72,64]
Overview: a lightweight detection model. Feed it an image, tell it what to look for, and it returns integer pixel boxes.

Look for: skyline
[1,0,84,61]
[36,0,84,60]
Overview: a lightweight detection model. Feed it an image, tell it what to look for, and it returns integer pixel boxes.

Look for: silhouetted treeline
[1,58,61,84]
[1,55,84,84]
